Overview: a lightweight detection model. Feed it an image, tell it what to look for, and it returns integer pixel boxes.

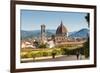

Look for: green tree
[51,49,58,59]
[61,48,70,55]
[84,13,90,58]
[30,52,37,61]
[34,41,39,48]
[38,43,47,48]
[42,52,48,57]
[85,13,90,27]
[83,38,89,58]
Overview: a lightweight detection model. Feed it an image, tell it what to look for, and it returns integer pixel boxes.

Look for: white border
[16,4,94,69]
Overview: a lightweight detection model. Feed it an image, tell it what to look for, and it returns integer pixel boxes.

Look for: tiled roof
[56,21,68,35]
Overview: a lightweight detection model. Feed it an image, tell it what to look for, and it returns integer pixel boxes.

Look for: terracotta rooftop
[56,21,68,35]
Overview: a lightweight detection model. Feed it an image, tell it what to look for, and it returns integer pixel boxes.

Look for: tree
[38,43,47,48]
[34,41,39,48]
[61,48,70,55]
[84,13,90,58]
[83,38,89,58]
[85,13,90,27]
[42,52,48,56]
[30,52,37,62]
[51,49,57,59]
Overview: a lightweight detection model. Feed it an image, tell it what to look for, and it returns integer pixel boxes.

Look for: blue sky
[21,10,88,32]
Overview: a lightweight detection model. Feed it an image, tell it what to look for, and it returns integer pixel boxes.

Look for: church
[40,21,68,44]
[21,21,86,49]
[55,21,68,43]
[40,21,86,48]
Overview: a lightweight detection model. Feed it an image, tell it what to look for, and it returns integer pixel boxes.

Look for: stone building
[41,24,47,44]
[54,21,68,43]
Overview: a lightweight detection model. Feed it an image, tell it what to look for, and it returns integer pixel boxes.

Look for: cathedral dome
[56,21,68,36]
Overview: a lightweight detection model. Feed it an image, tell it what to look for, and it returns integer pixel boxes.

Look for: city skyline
[21,10,89,32]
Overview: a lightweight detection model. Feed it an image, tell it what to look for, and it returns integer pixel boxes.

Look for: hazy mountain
[21,30,37,39]
[68,28,89,38]
[21,28,89,39]
[21,30,56,39]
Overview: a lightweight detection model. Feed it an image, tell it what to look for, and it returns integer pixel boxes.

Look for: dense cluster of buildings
[21,21,86,49]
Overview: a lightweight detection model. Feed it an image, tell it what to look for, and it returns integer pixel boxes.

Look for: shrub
[42,52,48,56]
[38,43,47,48]
[61,48,70,55]
[29,52,37,61]
[21,53,29,58]
[61,48,83,55]
[83,47,89,58]
[30,52,37,58]
[83,38,89,58]
[51,49,59,58]
[36,52,43,57]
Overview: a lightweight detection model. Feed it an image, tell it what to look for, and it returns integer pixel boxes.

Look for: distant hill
[21,30,56,39]
[21,28,89,39]
[68,28,89,38]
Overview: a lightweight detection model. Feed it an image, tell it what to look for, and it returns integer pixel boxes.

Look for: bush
[21,53,29,58]
[61,47,84,56]
[42,52,48,56]
[21,52,34,58]
[29,51,51,57]
[36,52,43,57]
[29,52,40,61]
[84,48,89,58]
[30,52,37,58]
[61,48,70,55]
[52,49,61,55]
[51,49,58,58]
[83,38,89,58]
[38,43,47,48]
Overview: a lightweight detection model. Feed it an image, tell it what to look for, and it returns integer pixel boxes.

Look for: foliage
[85,13,90,27]
[83,38,89,58]
[21,45,86,59]
[60,47,84,56]
[61,48,70,55]
[84,13,90,58]
[38,43,47,48]
[42,52,49,56]
[51,49,58,58]
[51,49,57,55]
[21,53,29,58]
[30,52,37,58]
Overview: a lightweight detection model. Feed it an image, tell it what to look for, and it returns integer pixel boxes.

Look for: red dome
[56,21,68,36]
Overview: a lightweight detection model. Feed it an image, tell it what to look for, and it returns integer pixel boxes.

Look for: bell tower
[41,24,46,43]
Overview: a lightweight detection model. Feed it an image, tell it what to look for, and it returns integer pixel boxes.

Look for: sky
[21,10,89,32]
